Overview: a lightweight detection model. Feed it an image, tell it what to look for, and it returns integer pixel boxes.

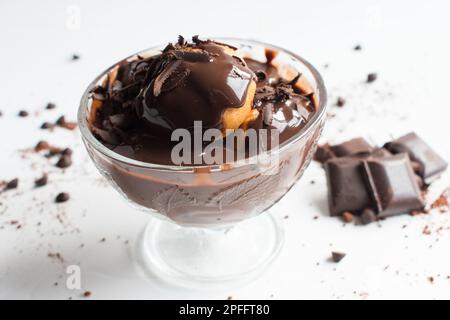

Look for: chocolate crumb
[56,155,72,168]
[18,110,29,117]
[422,225,432,235]
[41,122,54,130]
[360,208,377,225]
[83,291,91,297]
[431,190,449,212]
[331,251,346,263]
[61,148,73,156]
[34,140,50,152]
[367,73,378,83]
[46,102,56,110]
[55,116,77,130]
[72,54,80,61]
[428,276,434,284]
[5,178,19,190]
[342,211,354,223]
[56,116,66,126]
[354,44,362,51]
[35,174,48,187]
[55,192,70,203]
[336,97,346,107]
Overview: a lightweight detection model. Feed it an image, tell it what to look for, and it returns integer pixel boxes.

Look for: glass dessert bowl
[78,38,327,288]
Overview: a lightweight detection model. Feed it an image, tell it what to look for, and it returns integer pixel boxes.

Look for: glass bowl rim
[78,37,328,172]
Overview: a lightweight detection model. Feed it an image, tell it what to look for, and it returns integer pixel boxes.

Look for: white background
[1,0,450,299]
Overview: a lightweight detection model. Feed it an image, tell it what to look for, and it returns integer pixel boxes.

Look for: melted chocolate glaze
[89,37,316,164]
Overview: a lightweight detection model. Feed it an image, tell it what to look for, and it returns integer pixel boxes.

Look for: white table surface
[1,0,450,300]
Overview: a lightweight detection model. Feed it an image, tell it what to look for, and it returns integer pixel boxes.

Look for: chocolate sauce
[89,37,316,165]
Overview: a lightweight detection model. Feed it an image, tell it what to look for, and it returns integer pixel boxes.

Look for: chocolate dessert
[89,36,316,165]
[80,37,326,226]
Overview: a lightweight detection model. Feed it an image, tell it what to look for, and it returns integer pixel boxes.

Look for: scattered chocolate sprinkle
[35,174,48,187]
[0,110,3,117]
[41,122,54,130]
[56,116,66,126]
[342,211,354,223]
[367,73,378,83]
[354,44,362,51]
[55,192,70,203]
[428,276,434,284]
[336,97,346,107]
[422,225,432,235]
[46,102,56,110]
[56,155,72,168]
[47,252,64,263]
[71,54,80,61]
[18,110,29,117]
[5,178,19,190]
[331,251,346,263]
[34,140,50,152]
[55,116,77,130]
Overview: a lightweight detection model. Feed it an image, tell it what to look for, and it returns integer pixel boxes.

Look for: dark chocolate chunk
[18,110,29,117]
[384,132,448,183]
[367,73,377,83]
[61,148,73,156]
[55,192,70,203]
[325,157,373,216]
[35,174,48,187]
[46,102,56,110]
[336,97,346,107]
[360,208,377,224]
[363,153,424,217]
[255,70,267,81]
[5,178,19,190]
[56,155,72,168]
[331,138,373,157]
[331,251,346,263]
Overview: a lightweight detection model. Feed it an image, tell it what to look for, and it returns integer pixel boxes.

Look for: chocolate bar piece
[325,157,373,216]
[314,143,335,164]
[370,148,392,158]
[314,138,374,164]
[363,153,424,217]
[331,137,374,157]
[384,132,448,183]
